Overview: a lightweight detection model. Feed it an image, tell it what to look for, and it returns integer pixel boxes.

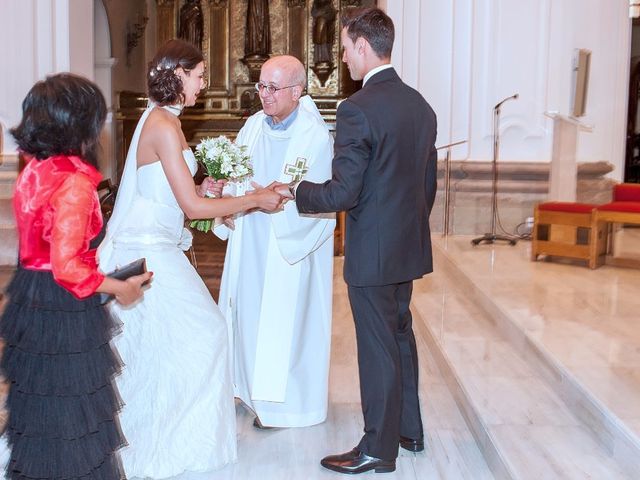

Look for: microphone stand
[471,94,519,246]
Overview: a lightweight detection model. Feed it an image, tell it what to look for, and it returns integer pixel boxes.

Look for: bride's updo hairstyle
[148,39,204,106]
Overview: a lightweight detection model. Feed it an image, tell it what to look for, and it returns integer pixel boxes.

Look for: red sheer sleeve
[49,173,105,299]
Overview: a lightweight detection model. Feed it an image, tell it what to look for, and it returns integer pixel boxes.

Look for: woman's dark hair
[148,39,204,106]
[341,7,394,59]
[10,73,107,166]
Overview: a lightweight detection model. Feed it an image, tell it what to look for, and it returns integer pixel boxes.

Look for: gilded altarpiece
[149,0,375,123]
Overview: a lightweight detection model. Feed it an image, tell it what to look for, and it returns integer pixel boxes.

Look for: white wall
[0,0,95,155]
[381,0,632,180]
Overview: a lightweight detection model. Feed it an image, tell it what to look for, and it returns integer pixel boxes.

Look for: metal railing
[436,140,467,237]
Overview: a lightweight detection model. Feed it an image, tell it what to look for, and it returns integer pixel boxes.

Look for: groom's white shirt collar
[363,64,393,86]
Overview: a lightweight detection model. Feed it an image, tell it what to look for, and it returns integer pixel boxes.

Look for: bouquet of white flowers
[189,135,253,233]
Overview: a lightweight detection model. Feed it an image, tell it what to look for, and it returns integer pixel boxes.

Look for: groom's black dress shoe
[320,448,396,474]
[399,435,425,452]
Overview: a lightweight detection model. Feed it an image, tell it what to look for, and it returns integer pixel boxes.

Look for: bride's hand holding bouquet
[190,136,283,232]
[196,177,226,199]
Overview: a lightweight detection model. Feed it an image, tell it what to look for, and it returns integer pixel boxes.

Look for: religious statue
[310,0,336,87]
[245,0,271,57]
[312,0,336,65]
[242,0,271,82]
[178,0,204,50]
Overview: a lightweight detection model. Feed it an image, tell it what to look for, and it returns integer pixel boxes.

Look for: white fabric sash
[98,105,154,271]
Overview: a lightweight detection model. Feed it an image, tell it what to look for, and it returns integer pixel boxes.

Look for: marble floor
[1,229,639,478]
[0,256,493,480]
[170,262,493,480]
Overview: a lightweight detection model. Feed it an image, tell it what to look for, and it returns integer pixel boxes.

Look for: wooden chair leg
[531,206,539,262]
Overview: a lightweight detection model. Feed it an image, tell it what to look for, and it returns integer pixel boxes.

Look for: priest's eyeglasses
[255,82,297,95]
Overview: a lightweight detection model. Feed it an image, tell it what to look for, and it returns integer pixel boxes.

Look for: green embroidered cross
[284,157,308,182]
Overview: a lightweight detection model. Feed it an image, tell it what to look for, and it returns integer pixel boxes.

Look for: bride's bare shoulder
[147,107,180,127]
[142,108,181,140]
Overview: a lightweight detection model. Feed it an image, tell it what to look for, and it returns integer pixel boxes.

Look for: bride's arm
[150,120,282,218]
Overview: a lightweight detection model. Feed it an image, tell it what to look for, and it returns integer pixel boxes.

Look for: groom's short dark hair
[341,7,394,60]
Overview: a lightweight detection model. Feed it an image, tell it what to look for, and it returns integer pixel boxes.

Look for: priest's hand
[197,177,226,198]
[247,182,287,212]
[264,181,294,199]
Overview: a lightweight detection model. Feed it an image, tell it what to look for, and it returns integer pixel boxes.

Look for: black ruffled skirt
[0,267,126,480]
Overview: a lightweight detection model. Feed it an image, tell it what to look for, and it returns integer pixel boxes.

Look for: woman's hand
[114,272,153,306]
[248,189,286,212]
[196,178,226,198]
[247,182,288,212]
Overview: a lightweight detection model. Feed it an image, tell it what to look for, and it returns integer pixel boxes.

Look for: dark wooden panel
[208,5,229,89]
[287,3,307,65]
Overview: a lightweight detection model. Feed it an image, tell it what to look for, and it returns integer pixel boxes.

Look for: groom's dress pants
[347,280,423,461]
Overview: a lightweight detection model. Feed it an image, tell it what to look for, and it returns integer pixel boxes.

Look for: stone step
[0,228,17,267]
[0,199,14,228]
[411,247,636,479]
[0,197,17,267]
[433,236,640,477]
[0,154,18,199]
[0,154,18,171]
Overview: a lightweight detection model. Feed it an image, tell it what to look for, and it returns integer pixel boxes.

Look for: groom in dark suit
[281,7,437,475]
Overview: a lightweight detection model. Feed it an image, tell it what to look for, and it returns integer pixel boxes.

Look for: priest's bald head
[256,55,306,124]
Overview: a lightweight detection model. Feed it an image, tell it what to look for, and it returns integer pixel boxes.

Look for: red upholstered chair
[594,183,640,268]
[613,182,640,202]
[531,202,606,269]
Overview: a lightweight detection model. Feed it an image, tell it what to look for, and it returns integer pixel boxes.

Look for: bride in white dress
[98,39,284,479]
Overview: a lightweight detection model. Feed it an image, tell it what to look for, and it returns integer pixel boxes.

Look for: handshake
[200,178,294,206]
[246,181,295,213]
[198,179,296,228]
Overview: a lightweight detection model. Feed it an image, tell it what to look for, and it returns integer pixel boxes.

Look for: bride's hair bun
[148,63,183,106]
[147,39,204,106]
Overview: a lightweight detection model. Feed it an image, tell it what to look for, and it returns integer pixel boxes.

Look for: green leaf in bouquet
[189,219,213,233]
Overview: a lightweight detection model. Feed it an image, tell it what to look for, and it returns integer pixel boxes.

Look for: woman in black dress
[0,73,152,479]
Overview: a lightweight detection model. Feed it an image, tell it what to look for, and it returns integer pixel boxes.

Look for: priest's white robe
[215,96,335,427]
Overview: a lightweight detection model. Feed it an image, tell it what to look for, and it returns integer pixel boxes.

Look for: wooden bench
[531,202,606,269]
[594,183,640,268]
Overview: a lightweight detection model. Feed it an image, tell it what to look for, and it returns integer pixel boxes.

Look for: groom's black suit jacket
[296,68,437,287]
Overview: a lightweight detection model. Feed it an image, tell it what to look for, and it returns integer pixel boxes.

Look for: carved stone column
[206,0,230,92]
[287,0,307,65]
[156,0,177,47]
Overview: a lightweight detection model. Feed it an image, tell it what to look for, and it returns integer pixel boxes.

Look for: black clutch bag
[100,258,148,304]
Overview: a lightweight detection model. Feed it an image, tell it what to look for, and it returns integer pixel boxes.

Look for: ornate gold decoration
[126,15,149,67]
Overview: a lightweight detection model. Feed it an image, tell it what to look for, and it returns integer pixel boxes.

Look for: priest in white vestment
[215,56,335,428]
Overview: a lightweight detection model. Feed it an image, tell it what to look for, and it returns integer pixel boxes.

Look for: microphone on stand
[471,92,520,246]
[495,93,519,110]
